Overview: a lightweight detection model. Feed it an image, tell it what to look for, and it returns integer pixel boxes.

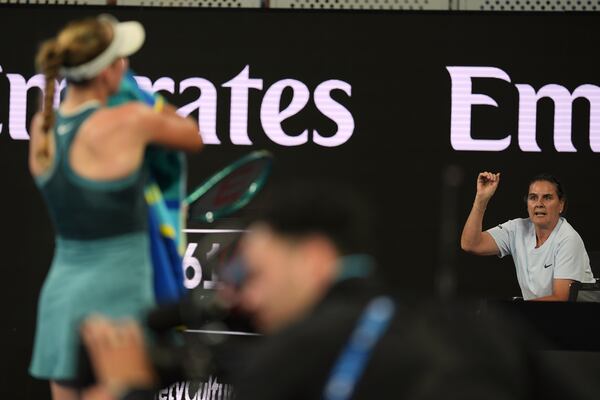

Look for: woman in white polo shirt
[461,172,595,301]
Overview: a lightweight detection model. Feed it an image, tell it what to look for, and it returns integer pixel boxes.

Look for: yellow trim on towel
[154,95,165,113]
[160,224,176,239]
[144,185,160,204]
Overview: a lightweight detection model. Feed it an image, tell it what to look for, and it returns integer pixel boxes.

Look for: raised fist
[476,171,500,201]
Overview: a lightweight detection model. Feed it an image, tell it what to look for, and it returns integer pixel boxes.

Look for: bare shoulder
[91,102,150,125]
[113,101,152,116]
[81,102,153,139]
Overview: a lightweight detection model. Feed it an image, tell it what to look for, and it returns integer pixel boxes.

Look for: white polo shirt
[487,217,595,300]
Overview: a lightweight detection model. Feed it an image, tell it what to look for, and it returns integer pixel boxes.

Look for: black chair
[567,250,600,302]
[568,280,600,302]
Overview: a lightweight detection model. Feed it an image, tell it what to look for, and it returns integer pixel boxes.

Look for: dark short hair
[250,181,372,255]
[526,173,567,211]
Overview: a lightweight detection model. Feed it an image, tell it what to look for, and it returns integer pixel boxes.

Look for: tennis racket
[185,150,273,223]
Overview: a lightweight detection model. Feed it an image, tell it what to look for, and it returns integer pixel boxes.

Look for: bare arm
[132,102,203,152]
[530,279,573,302]
[28,112,53,176]
[460,172,501,256]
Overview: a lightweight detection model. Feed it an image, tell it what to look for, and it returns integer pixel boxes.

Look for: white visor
[60,14,145,81]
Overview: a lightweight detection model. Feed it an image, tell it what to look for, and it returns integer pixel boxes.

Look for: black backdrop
[1,5,600,397]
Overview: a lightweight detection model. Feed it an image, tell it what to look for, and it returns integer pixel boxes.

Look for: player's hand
[476,172,500,201]
[81,316,157,397]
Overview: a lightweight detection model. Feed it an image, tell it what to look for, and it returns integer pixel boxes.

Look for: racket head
[185,150,273,223]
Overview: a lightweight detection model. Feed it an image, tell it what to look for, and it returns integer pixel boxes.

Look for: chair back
[569,280,600,303]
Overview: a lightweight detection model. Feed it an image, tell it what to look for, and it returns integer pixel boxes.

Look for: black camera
[146,285,255,387]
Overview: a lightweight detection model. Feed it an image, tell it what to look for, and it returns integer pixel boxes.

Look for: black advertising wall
[1,5,600,397]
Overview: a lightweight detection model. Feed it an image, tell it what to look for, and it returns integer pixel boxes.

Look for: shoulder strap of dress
[55,103,101,170]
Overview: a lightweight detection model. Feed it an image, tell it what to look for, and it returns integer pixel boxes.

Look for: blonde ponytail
[31,18,111,161]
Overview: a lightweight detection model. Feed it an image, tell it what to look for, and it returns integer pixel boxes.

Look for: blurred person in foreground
[461,172,595,301]
[82,182,598,400]
[29,14,202,400]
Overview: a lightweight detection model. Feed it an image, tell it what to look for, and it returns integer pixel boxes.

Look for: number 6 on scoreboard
[183,243,202,289]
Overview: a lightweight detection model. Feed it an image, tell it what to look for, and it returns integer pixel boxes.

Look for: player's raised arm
[132,102,203,152]
[461,172,501,256]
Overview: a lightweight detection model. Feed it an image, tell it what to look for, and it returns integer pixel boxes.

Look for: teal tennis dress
[29,102,155,380]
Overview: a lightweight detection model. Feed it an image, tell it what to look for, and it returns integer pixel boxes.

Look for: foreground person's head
[238,182,372,334]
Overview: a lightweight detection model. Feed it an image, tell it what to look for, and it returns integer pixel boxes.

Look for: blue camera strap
[323,296,395,400]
